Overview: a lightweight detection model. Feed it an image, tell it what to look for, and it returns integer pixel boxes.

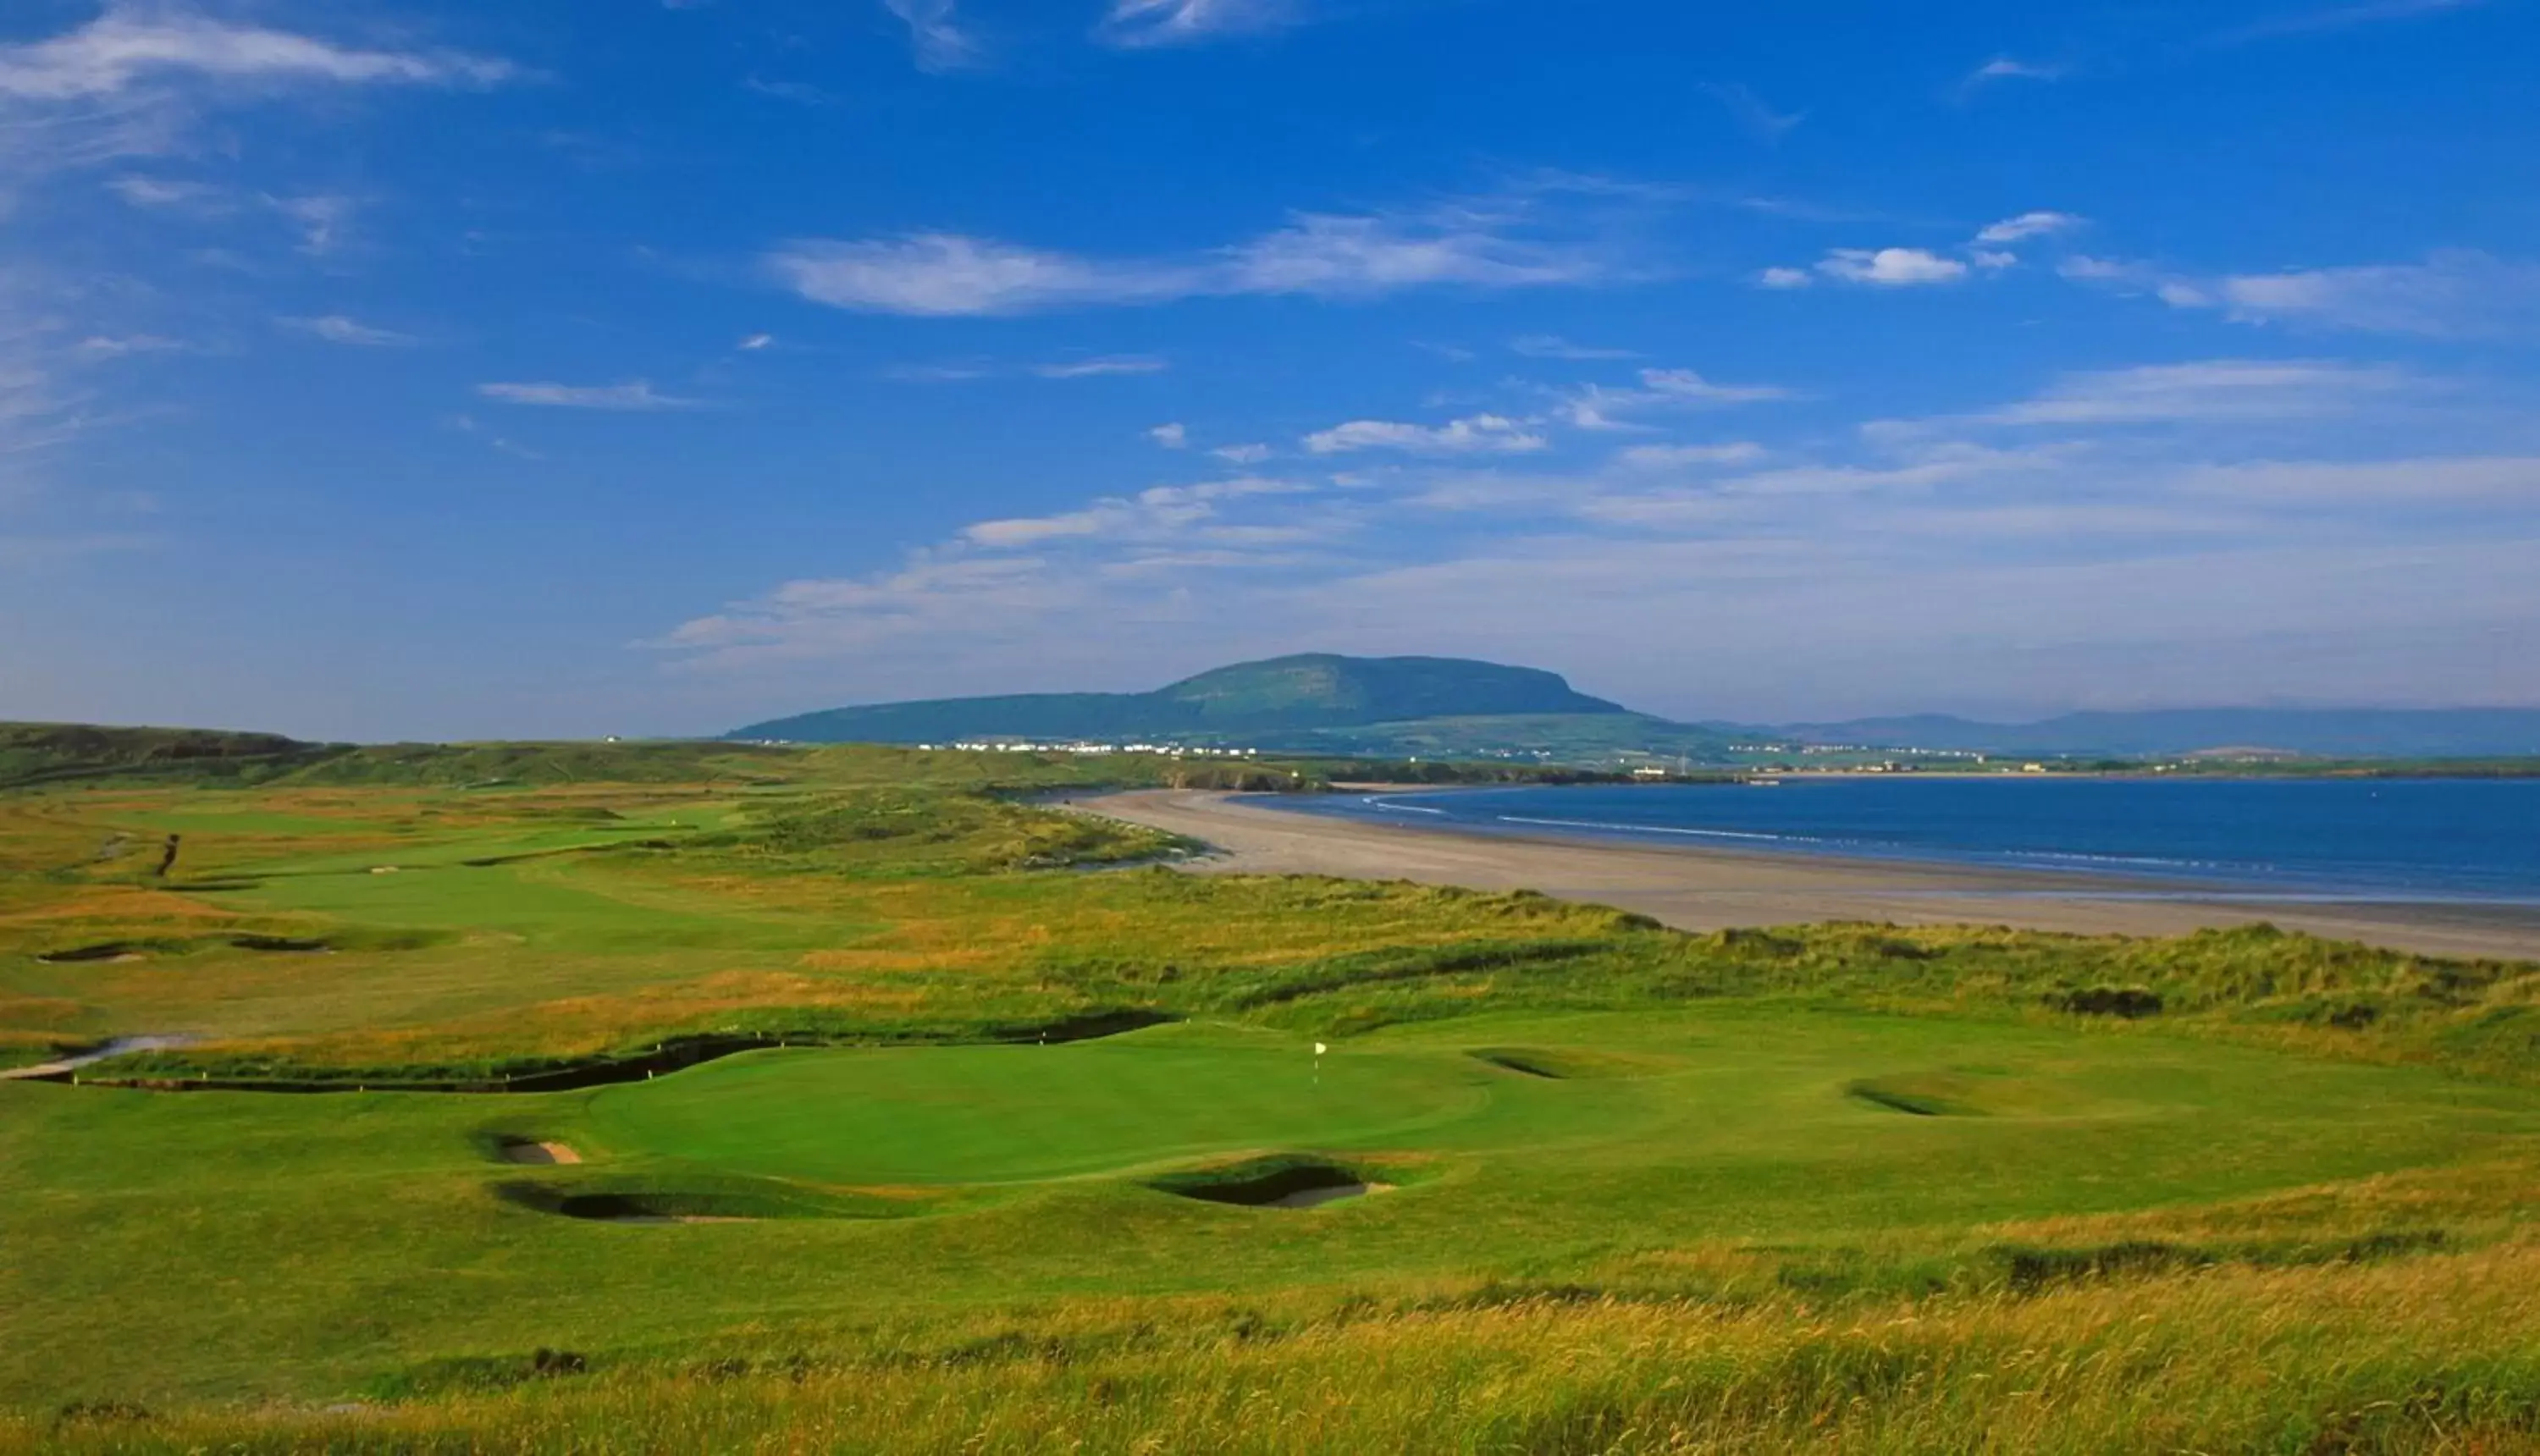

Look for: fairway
[588,1028,1507,1183]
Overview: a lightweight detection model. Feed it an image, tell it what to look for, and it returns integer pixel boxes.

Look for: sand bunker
[551,1194,751,1225]
[1151,1157,1393,1210]
[1470,1045,1672,1080]
[497,1139,583,1166]
[35,943,139,965]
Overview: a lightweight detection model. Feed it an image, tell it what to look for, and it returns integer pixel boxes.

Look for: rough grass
[14,1242,2540,1453]
[8,745,2540,1450]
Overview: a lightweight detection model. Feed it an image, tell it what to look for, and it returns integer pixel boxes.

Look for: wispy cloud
[1977,211,2086,245]
[476,381,700,411]
[1614,441,1769,470]
[1097,0,1299,49]
[1959,55,2067,96]
[1556,369,1793,430]
[1511,334,1639,361]
[106,174,229,211]
[73,334,183,359]
[280,314,414,347]
[1147,422,1189,449]
[265,193,356,255]
[744,76,831,105]
[1032,356,1169,378]
[1305,414,1547,455]
[658,356,2540,718]
[0,8,520,189]
[2065,250,2540,339]
[2217,0,2488,43]
[880,0,980,72]
[960,477,1311,549]
[0,8,519,100]
[1963,360,2420,427]
[769,195,1623,317]
[1700,82,1805,144]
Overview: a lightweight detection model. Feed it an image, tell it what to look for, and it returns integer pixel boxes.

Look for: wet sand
[1085,790,2540,962]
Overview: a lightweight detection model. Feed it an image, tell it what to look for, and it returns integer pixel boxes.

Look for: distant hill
[725,654,1698,757]
[0,721,336,788]
[1757,709,2540,759]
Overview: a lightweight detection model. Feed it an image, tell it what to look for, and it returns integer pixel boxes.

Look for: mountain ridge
[731,655,2540,761]
[726,654,1643,748]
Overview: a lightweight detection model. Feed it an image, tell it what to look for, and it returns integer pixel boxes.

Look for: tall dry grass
[19,1239,2540,1453]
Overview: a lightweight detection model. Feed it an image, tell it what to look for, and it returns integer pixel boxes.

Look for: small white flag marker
[1314,1042,1328,1056]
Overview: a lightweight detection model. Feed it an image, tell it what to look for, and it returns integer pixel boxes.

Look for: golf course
[6,731,2540,1452]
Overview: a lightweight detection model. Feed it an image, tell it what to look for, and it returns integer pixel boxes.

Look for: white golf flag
[1314,1042,1327,1056]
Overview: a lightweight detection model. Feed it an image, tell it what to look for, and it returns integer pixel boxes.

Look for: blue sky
[3,0,2535,740]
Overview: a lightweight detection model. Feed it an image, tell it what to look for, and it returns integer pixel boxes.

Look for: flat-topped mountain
[727,654,1654,749]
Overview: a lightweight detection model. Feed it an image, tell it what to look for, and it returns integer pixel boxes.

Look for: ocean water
[1257,778,2540,903]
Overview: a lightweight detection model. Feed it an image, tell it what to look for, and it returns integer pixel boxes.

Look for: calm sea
[1257,778,2540,903]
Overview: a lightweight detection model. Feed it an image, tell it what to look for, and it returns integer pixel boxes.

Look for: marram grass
[17,1243,2540,1453]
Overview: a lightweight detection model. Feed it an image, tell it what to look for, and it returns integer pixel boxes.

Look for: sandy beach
[1085,789,2540,962]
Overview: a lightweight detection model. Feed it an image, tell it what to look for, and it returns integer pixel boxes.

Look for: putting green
[588,1029,1514,1184]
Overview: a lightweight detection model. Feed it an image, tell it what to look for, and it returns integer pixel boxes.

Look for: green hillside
[0,722,340,789]
[726,654,1721,761]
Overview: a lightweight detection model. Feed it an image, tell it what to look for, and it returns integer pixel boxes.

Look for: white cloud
[1098,0,1297,49]
[1700,82,1805,144]
[476,381,699,411]
[737,334,774,351]
[265,193,356,255]
[2168,455,2540,505]
[1816,248,1969,286]
[0,8,519,100]
[1557,368,1792,430]
[2217,0,2488,43]
[767,198,1618,317]
[880,0,979,71]
[962,476,1309,549]
[1218,211,1610,296]
[2210,251,2540,338]
[1756,266,1813,290]
[2064,249,2540,339]
[1968,360,2416,427]
[1962,55,2067,91]
[1033,356,1169,378]
[280,314,414,347]
[73,334,183,359]
[106,174,227,211]
[769,234,1162,317]
[1147,422,1189,449]
[1510,334,1638,361]
[1615,442,1768,470]
[656,355,2540,716]
[884,362,997,383]
[0,9,517,190]
[1305,414,1547,455]
[1977,211,2086,245]
[1212,443,1273,464]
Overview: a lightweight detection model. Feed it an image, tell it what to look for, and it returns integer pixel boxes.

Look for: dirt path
[1085,790,2540,962]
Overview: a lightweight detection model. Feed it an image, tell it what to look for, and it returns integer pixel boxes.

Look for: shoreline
[1084,789,2540,962]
